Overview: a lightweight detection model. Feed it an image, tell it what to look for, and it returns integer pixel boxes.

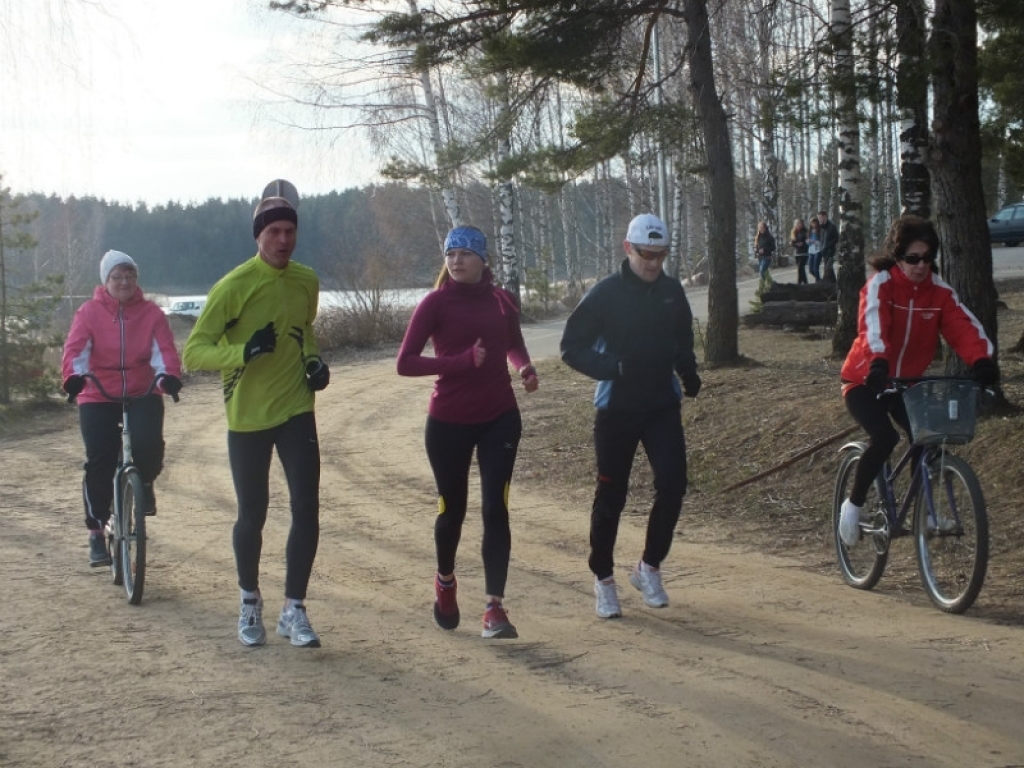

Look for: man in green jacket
[184,183,330,649]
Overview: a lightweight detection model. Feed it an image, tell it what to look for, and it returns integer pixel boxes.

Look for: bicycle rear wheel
[834,447,888,589]
[119,469,147,605]
[913,453,988,614]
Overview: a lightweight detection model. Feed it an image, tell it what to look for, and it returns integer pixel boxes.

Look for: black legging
[227,411,320,600]
[589,404,687,580]
[844,385,912,506]
[424,408,522,598]
[79,396,165,531]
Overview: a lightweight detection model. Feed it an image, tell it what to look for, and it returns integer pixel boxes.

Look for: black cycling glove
[971,357,999,388]
[865,359,889,394]
[305,358,330,391]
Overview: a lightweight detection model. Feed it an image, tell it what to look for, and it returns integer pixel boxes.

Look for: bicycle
[69,373,178,605]
[833,377,989,614]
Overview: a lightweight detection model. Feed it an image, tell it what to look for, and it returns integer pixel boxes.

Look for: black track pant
[425,408,522,598]
[79,396,165,531]
[227,411,320,600]
[589,405,687,580]
[844,385,911,506]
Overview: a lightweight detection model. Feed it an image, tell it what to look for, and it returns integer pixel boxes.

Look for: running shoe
[89,532,111,567]
[277,604,321,648]
[838,498,862,547]
[594,578,622,619]
[433,574,460,630]
[629,561,669,608]
[238,596,267,647]
[481,602,518,639]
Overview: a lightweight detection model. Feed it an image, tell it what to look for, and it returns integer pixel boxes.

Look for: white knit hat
[100,250,138,284]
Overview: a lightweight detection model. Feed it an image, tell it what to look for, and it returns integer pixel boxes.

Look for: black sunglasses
[634,247,667,261]
[902,253,935,265]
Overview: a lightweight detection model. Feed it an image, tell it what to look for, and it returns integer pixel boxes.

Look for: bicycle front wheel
[119,469,147,605]
[913,453,988,614]
[834,447,888,589]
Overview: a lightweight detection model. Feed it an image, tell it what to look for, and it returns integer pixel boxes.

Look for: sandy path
[2,359,1024,767]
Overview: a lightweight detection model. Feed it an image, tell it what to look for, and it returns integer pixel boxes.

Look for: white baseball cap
[626,213,668,247]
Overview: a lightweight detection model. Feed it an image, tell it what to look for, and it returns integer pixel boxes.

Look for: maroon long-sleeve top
[396,272,532,424]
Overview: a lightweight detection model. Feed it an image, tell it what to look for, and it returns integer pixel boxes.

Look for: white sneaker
[629,561,669,608]
[594,578,622,619]
[839,499,863,547]
[277,604,321,648]
[238,596,266,647]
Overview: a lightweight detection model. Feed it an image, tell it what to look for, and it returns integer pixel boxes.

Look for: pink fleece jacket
[62,285,182,403]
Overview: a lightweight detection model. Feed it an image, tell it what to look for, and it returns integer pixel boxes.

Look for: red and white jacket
[841,266,992,393]
[62,285,182,404]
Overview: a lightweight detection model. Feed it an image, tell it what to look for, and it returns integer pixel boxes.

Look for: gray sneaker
[238,596,267,647]
[277,604,321,648]
[594,578,622,619]
[89,533,111,567]
[629,562,669,608]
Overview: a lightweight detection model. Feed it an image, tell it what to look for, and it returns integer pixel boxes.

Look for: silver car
[988,202,1024,247]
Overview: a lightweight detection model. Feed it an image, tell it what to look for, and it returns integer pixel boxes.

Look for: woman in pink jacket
[837,216,998,547]
[61,250,183,567]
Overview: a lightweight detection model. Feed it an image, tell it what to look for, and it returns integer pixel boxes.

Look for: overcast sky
[0,0,377,206]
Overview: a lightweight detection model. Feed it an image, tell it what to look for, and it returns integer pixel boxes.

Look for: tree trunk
[928,0,999,373]
[685,0,738,364]
[897,0,931,217]
[830,0,866,358]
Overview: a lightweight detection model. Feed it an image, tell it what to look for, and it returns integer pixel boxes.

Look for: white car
[163,298,206,318]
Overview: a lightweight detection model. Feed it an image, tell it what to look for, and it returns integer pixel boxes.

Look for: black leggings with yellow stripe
[425,408,522,598]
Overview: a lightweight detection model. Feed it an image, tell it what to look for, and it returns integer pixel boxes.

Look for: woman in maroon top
[397,226,538,639]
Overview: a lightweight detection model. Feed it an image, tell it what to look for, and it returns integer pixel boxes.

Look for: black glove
[160,374,183,399]
[865,358,889,394]
[682,373,702,398]
[63,374,86,402]
[243,322,277,363]
[971,357,999,388]
[305,358,330,391]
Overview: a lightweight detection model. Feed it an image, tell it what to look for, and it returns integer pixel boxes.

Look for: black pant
[844,385,911,506]
[227,411,320,600]
[78,396,165,531]
[796,254,809,284]
[589,405,687,580]
[424,408,522,598]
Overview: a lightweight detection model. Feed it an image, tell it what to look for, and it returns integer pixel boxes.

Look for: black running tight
[424,408,522,598]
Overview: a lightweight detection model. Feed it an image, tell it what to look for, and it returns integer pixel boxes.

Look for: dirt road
[3,359,1024,767]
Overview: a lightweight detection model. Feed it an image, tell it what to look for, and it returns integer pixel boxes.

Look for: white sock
[639,560,658,573]
[241,589,260,602]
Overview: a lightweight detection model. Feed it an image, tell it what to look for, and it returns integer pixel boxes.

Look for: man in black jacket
[819,209,839,283]
[560,213,700,620]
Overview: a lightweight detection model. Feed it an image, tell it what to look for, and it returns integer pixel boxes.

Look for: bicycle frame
[866,442,945,547]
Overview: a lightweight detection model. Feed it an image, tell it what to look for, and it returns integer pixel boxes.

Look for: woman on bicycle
[397,225,538,640]
[837,215,998,546]
[62,250,183,567]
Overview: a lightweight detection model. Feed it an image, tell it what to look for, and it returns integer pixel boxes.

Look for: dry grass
[518,280,1024,621]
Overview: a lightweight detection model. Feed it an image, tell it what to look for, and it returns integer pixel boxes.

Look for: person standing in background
[754,221,776,281]
[806,217,823,282]
[818,209,839,283]
[790,218,809,285]
[183,183,330,649]
[397,225,538,640]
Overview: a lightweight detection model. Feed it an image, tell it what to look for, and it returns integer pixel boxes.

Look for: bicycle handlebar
[67,372,180,405]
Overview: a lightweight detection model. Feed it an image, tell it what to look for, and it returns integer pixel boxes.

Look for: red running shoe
[481,601,518,639]
[433,574,460,630]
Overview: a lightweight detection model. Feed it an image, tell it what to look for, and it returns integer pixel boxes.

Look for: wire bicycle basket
[902,380,977,445]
